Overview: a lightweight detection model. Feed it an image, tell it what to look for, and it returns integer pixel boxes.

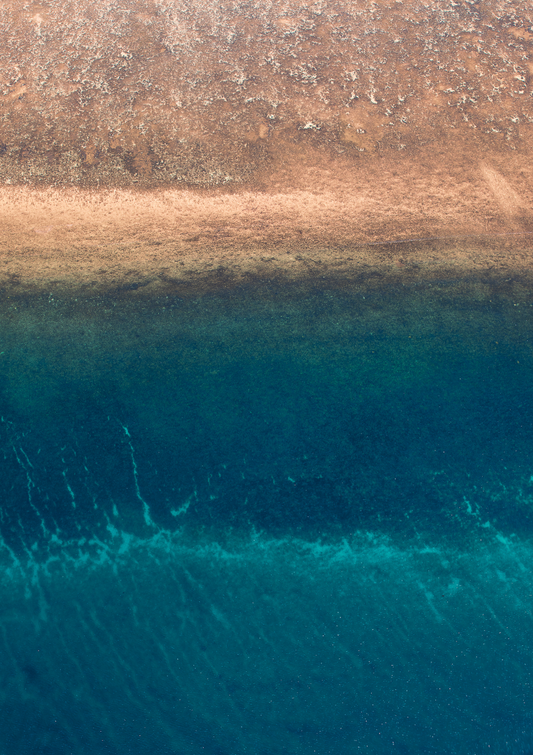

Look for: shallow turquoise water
[0,274,532,753]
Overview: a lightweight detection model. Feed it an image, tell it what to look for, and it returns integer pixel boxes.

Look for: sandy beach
[1,145,533,293]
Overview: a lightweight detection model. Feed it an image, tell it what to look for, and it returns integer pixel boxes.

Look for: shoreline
[1,151,533,295]
[2,0,533,293]
[2,234,533,297]
[1,234,533,301]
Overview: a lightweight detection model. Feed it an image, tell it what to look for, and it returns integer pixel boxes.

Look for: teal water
[0,272,532,753]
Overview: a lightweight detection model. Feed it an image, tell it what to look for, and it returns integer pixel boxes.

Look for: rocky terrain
[0,0,532,288]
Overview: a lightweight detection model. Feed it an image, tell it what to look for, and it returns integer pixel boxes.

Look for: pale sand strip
[0,155,532,291]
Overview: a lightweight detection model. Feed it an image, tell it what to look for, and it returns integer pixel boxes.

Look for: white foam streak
[120,422,157,528]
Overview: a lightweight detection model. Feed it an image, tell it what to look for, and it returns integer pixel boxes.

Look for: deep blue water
[1,273,533,753]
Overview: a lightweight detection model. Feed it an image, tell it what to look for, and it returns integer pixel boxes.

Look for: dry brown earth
[1,0,532,289]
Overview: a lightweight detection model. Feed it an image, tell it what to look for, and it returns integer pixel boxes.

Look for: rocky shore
[0,0,532,289]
